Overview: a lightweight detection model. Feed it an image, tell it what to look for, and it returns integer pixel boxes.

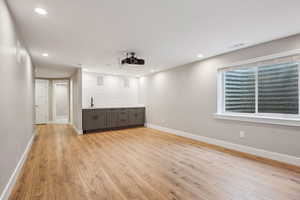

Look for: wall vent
[97,76,104,86]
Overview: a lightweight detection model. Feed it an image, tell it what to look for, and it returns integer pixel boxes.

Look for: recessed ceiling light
[35,8,47,15]
[197,54,204,58]
[229,43,246,49]
[150,69,155,72]
[42,53,48,57]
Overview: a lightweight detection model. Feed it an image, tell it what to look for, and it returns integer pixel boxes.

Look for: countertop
[82,105,145,109]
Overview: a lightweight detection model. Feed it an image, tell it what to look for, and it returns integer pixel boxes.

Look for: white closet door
[35,79,49,124]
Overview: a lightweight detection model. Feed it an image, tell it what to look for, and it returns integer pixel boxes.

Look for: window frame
[216,50,300,126]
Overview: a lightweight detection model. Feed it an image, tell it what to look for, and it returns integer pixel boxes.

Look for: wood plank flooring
[9,124,300,200]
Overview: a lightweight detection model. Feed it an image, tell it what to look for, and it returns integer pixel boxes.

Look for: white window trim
[216,49,300,127]
[214,113,300,127]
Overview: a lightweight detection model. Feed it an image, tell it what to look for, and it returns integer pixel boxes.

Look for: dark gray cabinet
[129,108,145,126]
[82,107,145,133]
[82,109,107,131]
[118,108,129,127]
[108,109,119,129]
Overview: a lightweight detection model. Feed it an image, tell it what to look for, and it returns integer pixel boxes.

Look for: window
[217,51,300,126]
[258,63,298,114]
[225,67,256,113]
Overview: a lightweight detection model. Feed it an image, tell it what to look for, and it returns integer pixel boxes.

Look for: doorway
[53,80,69,123]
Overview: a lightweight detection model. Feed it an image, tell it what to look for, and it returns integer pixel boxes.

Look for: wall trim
[146,123,300,167]
[0,134,35,200]
[72,124,83,135]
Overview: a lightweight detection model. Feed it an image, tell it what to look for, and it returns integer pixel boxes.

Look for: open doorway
[53,80,69,123]
[35,78,71,124]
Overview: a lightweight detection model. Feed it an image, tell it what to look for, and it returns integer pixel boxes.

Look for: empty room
[1,0,300,199]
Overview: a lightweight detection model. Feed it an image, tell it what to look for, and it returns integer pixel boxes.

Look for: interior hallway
[9,125,300,200]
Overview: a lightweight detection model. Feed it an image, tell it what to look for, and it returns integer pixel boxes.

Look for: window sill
[214,113,300,127]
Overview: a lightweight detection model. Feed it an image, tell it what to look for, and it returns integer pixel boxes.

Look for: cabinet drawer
[119,109,129,115]
[118,118,129,127]
[118,109,129,119]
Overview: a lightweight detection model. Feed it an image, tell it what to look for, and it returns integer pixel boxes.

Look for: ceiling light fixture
[42,53,49,57]
[229,43,246,49]
[197,54,204,58]
[35,8,47,15]
[150,69,155,72]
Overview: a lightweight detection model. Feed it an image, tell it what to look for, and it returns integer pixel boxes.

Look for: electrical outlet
[239,131,245,138]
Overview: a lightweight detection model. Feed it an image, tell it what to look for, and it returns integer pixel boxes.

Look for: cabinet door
[118,108,129,127]
[109,109,119,128]
[136,108,145,125]
[95,110,107,129]
[128,109,136,125]
[129,108,145,126]
[82,110,98,131]
[82,109,106,131]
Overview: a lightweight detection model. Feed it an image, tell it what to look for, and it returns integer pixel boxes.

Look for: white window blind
[225,68,256,113]
[258,63,298,114]
[220,53,300,117]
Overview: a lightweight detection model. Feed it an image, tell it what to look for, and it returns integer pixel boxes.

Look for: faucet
[90,96,94,108]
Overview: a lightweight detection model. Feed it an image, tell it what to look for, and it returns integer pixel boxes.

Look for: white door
[53,81,69,123]
[35,79,49,124]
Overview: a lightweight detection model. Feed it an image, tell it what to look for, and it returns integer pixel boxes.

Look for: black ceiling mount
[121,52,145,66]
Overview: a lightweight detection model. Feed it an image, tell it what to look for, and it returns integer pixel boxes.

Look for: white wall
[0,0,34,197]
[139,34,300,158]
[82,72,139,108]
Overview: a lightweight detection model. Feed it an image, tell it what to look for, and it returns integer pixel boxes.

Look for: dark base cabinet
[82,107,145,133]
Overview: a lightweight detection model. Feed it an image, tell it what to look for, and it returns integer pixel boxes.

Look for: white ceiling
[7,0,300,77]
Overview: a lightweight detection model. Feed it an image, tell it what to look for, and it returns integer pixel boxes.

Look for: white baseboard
[0,134,35,200]
[47,120,70,124]
[71,124,83,135]
[146,123,300,167]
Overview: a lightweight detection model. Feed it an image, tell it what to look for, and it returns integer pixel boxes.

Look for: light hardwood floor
[9,124,300,200]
